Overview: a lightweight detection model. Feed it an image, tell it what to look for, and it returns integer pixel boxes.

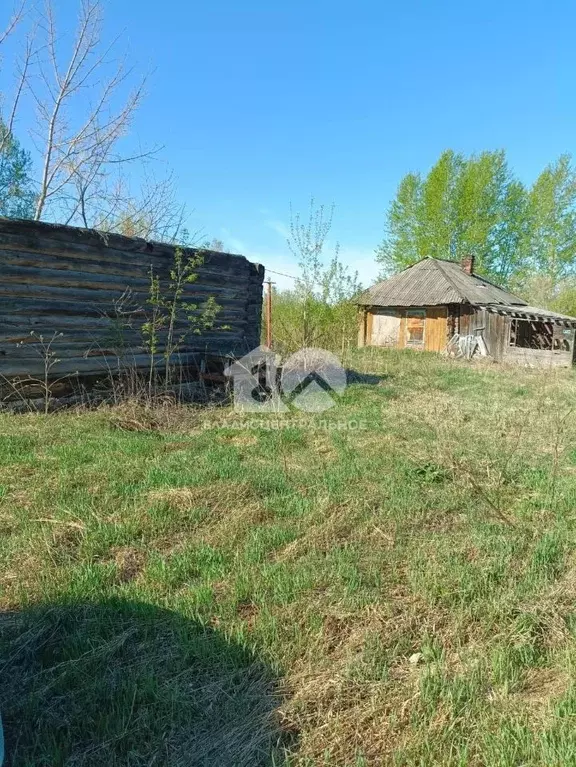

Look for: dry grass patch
[515,667,571,713]
[111,546,148,582]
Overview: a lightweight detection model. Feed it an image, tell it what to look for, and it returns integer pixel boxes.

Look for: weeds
[1,331,71,414]
[142,247,220,394]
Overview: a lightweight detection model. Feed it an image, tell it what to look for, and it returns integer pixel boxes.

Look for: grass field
[1,349,576,765]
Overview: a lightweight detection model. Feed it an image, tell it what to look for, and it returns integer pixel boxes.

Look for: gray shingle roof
[357,258,528,307]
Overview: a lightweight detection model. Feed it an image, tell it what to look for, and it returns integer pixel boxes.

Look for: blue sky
[6,0,576,288]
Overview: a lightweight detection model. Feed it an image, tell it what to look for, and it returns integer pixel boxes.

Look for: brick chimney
[461,254,475,274]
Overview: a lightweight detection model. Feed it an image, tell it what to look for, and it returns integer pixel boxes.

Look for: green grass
[1,348,576,765]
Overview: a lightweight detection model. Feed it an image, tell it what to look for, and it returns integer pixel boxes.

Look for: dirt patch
[145,481,268,549]
[112,547,147,582]
[49,524,84,560]
[236,601,259,629]
[162,441,194,452]
[520,563,576,648]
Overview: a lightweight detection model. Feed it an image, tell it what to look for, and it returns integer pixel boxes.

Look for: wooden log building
[0,218,264,383]
[357,256,576,367]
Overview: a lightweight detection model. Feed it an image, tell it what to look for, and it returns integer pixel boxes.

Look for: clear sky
[10,1,576,287]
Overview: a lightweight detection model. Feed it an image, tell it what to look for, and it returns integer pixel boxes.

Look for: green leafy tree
[490,179,530,286]
[377,172,422,275]
[524,154,576,289]
[0,121,36,218]
[142,247,220,392]
[376,149,529,285]
[419,149,462,260]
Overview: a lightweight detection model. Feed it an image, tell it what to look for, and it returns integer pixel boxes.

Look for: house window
[406,309,425,347]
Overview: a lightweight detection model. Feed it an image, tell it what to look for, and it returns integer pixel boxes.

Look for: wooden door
[371,311,401,346]
[424,307,448,352]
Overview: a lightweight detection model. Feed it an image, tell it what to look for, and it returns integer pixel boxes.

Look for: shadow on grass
[0,599,291,766]
[345,369,392,386]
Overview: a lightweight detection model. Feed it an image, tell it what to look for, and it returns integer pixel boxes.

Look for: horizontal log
[0,242,252,274]
[0,296,251,319]
[0,230,251,274]
[0,335,244,360]
[0,311,248,337]
[0,216,241,254]
[0,343,144,360]
[0,248,148,279]
[0,342,249,378]
[0,283,253,307]
[2,254,253,287]
[0,263,253,294]
[0,321,246,341]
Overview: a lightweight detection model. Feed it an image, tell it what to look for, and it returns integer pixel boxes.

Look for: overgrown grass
[1,349,576,765]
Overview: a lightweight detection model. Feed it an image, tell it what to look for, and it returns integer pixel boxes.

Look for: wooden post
[265,278,275,349]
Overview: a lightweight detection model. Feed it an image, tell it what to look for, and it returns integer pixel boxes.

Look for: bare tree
[207,238,224,252]
[0,1,26,50]
[0,1,191,241]
[89,170,190,243]
[0,33,35,157]
[0,1,30,155]
[27,0,152,223]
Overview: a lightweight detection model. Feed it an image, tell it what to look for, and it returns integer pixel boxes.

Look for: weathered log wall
[0,218,264,380]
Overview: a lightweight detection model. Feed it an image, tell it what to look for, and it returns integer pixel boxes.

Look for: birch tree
[0,1,26,60]
[28,0,149,224]
[0,1,193,238]
[0,1,29,156]
[0,5,36,218]
[525,155,576,287]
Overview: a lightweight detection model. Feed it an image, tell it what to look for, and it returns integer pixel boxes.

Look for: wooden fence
[0,218,264,382]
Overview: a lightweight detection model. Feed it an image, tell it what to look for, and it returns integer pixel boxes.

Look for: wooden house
[357,256,576,367]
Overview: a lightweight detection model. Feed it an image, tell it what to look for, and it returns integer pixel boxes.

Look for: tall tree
[0,2,31,159]
[376,149,529,285]
[489,179,530,286]
[525,154,576,288]
[30,0,148,224]
[418,149,462,260]
[0,120,36,218]
[377,172,421,276]
[0,2,193,241]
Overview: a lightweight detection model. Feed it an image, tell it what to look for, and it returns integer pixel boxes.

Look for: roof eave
[485,304,576,328]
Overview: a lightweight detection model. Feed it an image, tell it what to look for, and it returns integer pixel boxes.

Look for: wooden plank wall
[361,306,449,352]
[424,307,447,352]
[484,310,508,361]
[0,218,264,380]
[457,305,507,361]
